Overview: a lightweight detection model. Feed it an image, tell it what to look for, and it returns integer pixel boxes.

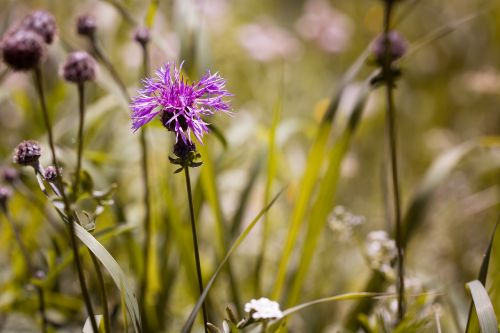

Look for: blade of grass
[272,47,370,299]
[465,217,500,333]
[73,222,141,333]
[255,64,284,295]
[181,188,285,333]
[466,280,499,333]
[285,81,371,307]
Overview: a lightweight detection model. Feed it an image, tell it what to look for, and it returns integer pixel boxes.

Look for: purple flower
[130,62,231,144]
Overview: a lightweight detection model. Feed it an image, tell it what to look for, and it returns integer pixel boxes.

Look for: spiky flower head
[20,10,57,44]
[371,31,407,65]
[61,51,96,83]
[76,15,97,37]
[244,297,283,320]
[1,29,46,71]
[133,26,150,46]
[44,166,61,182]
[130,62,231,144]
[13,140,42,166]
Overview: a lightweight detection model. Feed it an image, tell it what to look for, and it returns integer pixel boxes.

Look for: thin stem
[184,167,209,333]
[90,35,129,100]
[36,285,48,333]
[381,0,405,322]
[2,210,47,332]
[73,83,86,198]
[33,67,99,333]
[138,43,152,321]
[90,252,111,333]
[260,321,268,333]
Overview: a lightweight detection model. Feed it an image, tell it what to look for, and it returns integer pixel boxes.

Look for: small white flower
[244,297,283,320]
[365,230,397,273]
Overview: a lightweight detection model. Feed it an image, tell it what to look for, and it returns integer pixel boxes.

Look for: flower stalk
[380,0,405,322]
[33,66,99,333]
[184,166,209,333]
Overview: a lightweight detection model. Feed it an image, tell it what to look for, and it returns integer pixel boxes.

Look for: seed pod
[21,10,57,44]
[371,31,407,65]
[61,51,96,83]
[134,26,150,46]
[43,165,61,182]
[76,14,97,37]
[13,140,42,166]
[1,29,46,71]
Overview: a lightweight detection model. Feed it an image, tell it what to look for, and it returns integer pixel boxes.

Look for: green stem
[36,285,48,333]
[381,0,405,322]
[33,67,99,333]
[90,35,129,100]
[73,83,85,199]
[90,252,111,333]
[184,167,209,333]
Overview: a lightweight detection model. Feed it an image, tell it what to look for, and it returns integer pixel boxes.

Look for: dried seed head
[1,29,46,71]
[21,10,57,44]
[0,186,13,209]
[371,31,407,65]
[2,167,19,183]
[77,15,97,37]
[173,140,196,160]
[134,26,150,46]
[61,51,96,83]
[13,140,42,166]
[43,166,60,182]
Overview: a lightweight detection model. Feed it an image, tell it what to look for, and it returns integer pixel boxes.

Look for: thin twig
[73,83,85,198]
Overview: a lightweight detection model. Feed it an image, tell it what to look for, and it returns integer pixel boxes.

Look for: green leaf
[466,280,499,333]
[466,218,500,333]
[181,188,285,333]
[73,222,141,333]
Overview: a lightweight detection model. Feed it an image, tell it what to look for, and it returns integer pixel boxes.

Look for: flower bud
[173,140,196,160]
[0,186,13,210]
[134,27,150,46]
[371,31,407,65]
[1,29,46,71]
[13,140,42,167]
[76,15,97,37]
[43,166,61,182]
[2,167,19,184]
[20,10,57,44]
[61,51,96,83]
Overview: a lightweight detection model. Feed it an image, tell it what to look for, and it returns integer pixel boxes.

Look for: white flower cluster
[365,230,397,274]
[328,205,365,241]
[244,297,283,320]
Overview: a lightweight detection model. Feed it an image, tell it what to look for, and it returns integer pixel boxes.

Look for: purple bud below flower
[371,31,407,65]
[61,51,96,83]
[20,10,57,44]
[43,166,60,182]
[134,26,150,46]
[0,186,13,210]
[173,140,196,160]
[1,29,46,71]
[2,167,19,184]
[77,15,97,37]
[13,140,42,167]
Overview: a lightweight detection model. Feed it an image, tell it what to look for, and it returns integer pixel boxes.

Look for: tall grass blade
[73,223,141,333]
[465,218,500,333]
[286,82,371,307]
[181,189,285,333]
[466,280,499,333]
